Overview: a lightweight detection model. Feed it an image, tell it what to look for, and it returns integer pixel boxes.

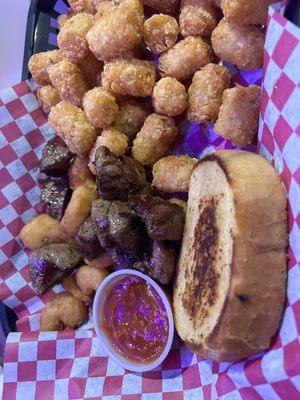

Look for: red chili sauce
[102,276,169,363]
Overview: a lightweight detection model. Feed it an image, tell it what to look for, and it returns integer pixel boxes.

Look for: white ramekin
[93,269,174,372]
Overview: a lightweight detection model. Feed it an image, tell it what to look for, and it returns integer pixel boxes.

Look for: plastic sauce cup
[93,269,174,372]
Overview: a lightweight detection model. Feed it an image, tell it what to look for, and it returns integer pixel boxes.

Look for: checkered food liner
[0,3,299,399]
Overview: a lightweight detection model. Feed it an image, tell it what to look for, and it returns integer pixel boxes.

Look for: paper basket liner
[0,2,299,399]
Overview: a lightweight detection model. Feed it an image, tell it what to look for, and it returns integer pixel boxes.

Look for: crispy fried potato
[20,214,68,250]
[152,155,197,193]
[61,185,97,236]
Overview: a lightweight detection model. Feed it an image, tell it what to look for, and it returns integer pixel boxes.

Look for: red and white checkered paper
[0,3,300,399]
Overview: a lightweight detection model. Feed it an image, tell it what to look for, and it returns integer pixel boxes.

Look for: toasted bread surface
[173,151,287,361]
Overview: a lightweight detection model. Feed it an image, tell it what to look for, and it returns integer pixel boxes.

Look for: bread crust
[174,150,287,361]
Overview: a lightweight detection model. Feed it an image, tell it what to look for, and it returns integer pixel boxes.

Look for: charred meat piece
[75,215,100,259]
[41,179,71,220]
[95,146,147,201]
[40,139,73,177]
[129,194,184,241]
[29,242,83,294]
[91,199,147,257]
[109,247,137,268]
[108,201,146,257]
[91,199,113,249]
[134,241,177,284]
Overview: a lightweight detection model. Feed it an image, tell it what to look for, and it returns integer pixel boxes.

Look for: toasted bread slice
[173,151,287,361]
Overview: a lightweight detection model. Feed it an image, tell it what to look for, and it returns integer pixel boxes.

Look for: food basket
[0,0,299,399]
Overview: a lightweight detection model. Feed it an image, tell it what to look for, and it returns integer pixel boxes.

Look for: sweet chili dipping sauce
[102,276,169,363]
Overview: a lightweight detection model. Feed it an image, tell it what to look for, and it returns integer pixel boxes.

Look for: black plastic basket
[22,0,69,81]
[1,0,300,337]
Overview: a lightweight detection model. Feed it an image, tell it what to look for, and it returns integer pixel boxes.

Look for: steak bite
[40,139,73,177]
[129,194,185,241]
[41,179,71,220]
[29,242,83,294]
[92,199,147,258]
[76,215,100,259]
[94,146,147,201]
[134,240,177,284]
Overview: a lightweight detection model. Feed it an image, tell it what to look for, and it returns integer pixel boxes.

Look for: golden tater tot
[20,214,68,250]
[28,50,64,85]
[61,274,91,306]
[69,0,97,14]
[78,52,103,88]
[75,265,109,295]
[187,63,231,124]
[143,14,179,54]
[57,13,94,63]
[40,292,88,331]
[57,9,75,30]
[179,0,217,37]
[112,99,149,140]
[102,59,155,97]
[221,0,277,26]
[214,85,260,146]
[48,60,89,107]
[68,156,94,189]
[158,36,213,81]
[152,77,187,117]
[211,19,264,71]
[61,185,97,236]
[49,102,98,157]
[87,0,144,62]
[37,85,61,114]
[132,113,178,165]
[89,128,129,173]
[83,88,119,129]
[142,0,179,15]
[152,155,197,193]
[95,0,124,18]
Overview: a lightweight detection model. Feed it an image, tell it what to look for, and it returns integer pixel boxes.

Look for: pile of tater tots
[22,0,272,330]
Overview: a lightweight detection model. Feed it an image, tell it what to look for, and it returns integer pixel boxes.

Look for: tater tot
[89,129,129,173]
[142,0,179,15]
[214,85,260,146]
[49,101,98,157]
[61,185,97,236]
[102,59,155,97]
[83,88,119,129]
[28,50,64,85]
[37,85,61,114]
[179,0,217,37]
[95,0,124,18]
[132,113,178,165]
[87,0,144,62]
[68,156,95,189]
[143,14,179,54]
[48,60,88,107]
[152,78,187,117]
[221,0,277,26]
[152,155,197,193]
[57,13,94,63]
[69,0,96,14]
[112,99,149,140]
[211,19,264,71]
[158,36,213,81]
[78,52,103,88]
[57,9,75,30]
[20,214,68,250]
[187,63,231,124]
